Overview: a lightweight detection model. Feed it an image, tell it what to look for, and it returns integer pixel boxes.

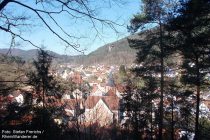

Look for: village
[1,63,210,132]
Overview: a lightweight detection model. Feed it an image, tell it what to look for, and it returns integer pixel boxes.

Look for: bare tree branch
[0,0,11,11]
[10,0,82,52]
[0,25,41,49]
[0,0,124,53]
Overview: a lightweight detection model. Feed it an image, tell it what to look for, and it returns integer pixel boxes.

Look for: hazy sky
[0,0,140,55]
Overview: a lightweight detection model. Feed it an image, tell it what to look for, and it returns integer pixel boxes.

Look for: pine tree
[128,1,177,139]
[122,77,158,139]
[118,65,128,84]
[27,49,64,139]
[167,0,210,139]
[27,49,61,107]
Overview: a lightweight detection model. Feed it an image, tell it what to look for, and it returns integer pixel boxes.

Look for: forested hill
[0,48,61,60]
[71,36,137,66]
[0,35,138,66]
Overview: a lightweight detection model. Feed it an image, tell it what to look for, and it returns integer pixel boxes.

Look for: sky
[0,0,141,55]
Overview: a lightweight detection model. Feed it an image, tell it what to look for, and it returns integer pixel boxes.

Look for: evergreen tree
[167,0,210,139]
[27,49,64,139]
[199,118,210,140]
[27,49,61,107]
[164,82,194,140]
[118,65,128,83]
[128,1,177,139]
[122,77,158,139]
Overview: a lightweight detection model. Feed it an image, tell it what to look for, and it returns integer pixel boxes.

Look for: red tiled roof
[106,89,117,96]
[72,72,83,84]
[65,111,73,116]
[64,99,83,110]
[85,96,119,110]
[21,114,33,122]
[85,96,101,109]
[102,96,119,110]
[116,84,126,93]
[91,84,98,94]
[8,114,34,126]
[12,90,21,97]
[203,100,210,109]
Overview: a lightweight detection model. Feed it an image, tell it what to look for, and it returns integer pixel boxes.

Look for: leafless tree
[0,0,125,53]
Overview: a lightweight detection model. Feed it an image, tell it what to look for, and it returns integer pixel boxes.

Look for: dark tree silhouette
[118,65,128,84]
[26,49,65,139]
[27,48,61,108]
[122,76,159,139]
[199,118,210,140]
[167,0,210,139]
[127,1,178,139]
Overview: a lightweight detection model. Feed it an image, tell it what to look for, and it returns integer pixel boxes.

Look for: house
[115,84,127,99]
[84,97,113,126]
[11,87,34,105]
[61,70,69,80]
[97,76,103,82]
[199,102,209,118]
[102,96,120,122]
[62,90,75,100]
[106,88,117,97]
[98,83,106,92]
[72,72,83,84]
[95,72,106,83]
[90,84,105,96]
[12,90,24,105]
[72,89,83,99]
[46,96,63,107]
[32,98,43,107]
[63,99,85,118]
[165,68,178,78]
[105,71,116,92]
[82,70,93,77]
[83,96,120,126]
[54,118,62,125]
[203,94,210,111]
[62,93,71,99]
[7,94,15,102]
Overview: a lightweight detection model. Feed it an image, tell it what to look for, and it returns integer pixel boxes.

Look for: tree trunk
[158,21,164,140]
[150,101,153,140]
[194,56,200,140]
[171,100,174,140]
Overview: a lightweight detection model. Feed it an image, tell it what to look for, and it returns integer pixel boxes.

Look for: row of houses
[62,69,126,127]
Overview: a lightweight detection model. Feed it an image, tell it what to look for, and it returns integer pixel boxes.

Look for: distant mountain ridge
[0,48,37,60]
[0,48,62,60]
[0,35,138,66]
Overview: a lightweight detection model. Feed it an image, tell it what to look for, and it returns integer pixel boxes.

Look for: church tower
[106,69,116,93]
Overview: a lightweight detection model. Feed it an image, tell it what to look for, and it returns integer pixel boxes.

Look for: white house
[90,84,106,96]
[64,99,84,118]
[62,90,74,100]
[62,93,71,99]
[12,90,24,105]
[15,94,24,104]
[83,96,120,126]
[62,70,69,80]
[84,98,114,126]
[72,89,83,99]
[199,102,209,117]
